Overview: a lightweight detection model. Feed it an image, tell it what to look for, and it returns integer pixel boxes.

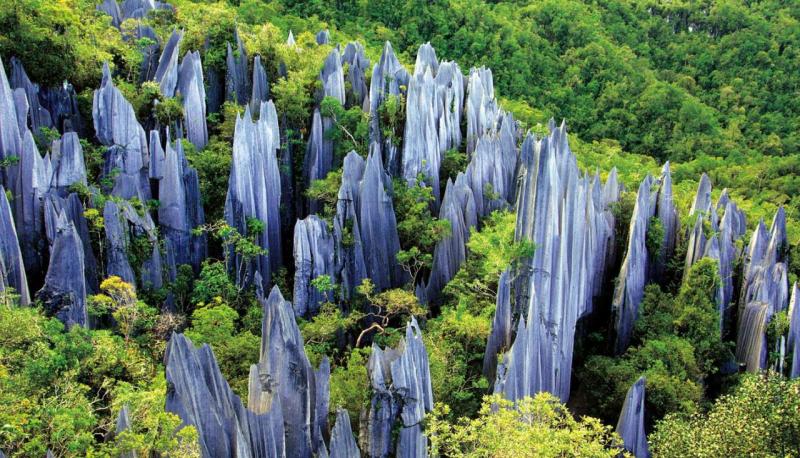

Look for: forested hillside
[0,0,799,457]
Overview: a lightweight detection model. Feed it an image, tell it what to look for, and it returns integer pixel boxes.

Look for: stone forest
[0,0,799,457]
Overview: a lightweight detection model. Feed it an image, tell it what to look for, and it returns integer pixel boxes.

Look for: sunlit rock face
[157,134,206,274]
[495,121,618,402]
[43,193,98,295]
[226,29,250,106]
[363,318,433,457]
[179,50,208,150]
[93,63,150,201]
[368,42,409,176]
[329,408,360,458]
[616,376,650,458]
[342,42,369,109]
[613,163,679,354]
[224,102,282,291]
[293,215,336,318]
[736,207,789,372]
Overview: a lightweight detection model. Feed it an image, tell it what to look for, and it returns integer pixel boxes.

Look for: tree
[427,394,623,457]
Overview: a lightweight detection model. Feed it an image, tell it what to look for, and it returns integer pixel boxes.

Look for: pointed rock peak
[287,30,296,46]
[316,29,330,45]
[616,376,649,458]
[101,61,113,85]
[414,42,439,76]
[690,173,713,216]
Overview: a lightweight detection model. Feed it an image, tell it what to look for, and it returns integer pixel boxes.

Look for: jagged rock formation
[464,119,517,218]
[93,63,150,201]
[49,132,87,195]
[226,29,250,105]
[158,134,206,274]
[466,67,498,155]
[495,122,618,402]
[316,30,331,45]
[10,57,53,133]
[736,208,789,371]
[36,212,87,327]
[304,109,329,213]
[149,130,165,179]
[0,57,22,190]
[165,332,285,458]
[363,318,432,457]
[616,377,649,458]
[357,148,404,291]
[789,283,800,378]
[133,23,161,83]
[341,43,369,109]
[332,151,367,300]
[178,51,208,150]
[247,284,325,458]
[154,30,182,98]
[43,193,99,294]
[613,163,678,354]
[103,199,161,289]
[13,130,50,277]
[369,42,409,175]
[250,55,269,114]
[424,173,477,303]
[482,269,511,383]
[293,215,336,317]
[224,103,282,290]
[329,409,359,458]
[0,185,30,305]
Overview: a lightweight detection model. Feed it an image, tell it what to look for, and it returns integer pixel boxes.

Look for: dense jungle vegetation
[0,0,799,456]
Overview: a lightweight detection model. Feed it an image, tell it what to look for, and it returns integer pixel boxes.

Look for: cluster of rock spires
[493,122,619,402]
[164,281,427,457]
[613,163,678,354]
[4,17,800,456]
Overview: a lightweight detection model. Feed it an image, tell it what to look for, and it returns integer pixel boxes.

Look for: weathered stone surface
[333,151,367,300]
[103,199,159,289]
[464,128,517,218]
[616,377,649,458]
[363,318,432,457]
[247,285,322,458]
[43,193,99,294]
[425,173,477,303]
[148,130,165,179]
[402,65,441,204]
[97,0,123,27]
[224,103,282,290]
[36,212,87,327]
[482,268,511,383]
[497,122,617,402]
[154,30,182,98]
[466,67,498,155]
[342,43,369,109]
[93,63,150,200]
[304,109,329,213]
[0,57,22,190]
[13,130,50,278]
[0,185,29,305]
[10,57,53,133]
[369,42,409,175]
[329,409,359,458]
[49,132,87,194]
[613,163,679,354]
[166,332,285,458]
[158,134,206,273]
[736,302,769,372]
[250,55,270,114]
[314,357,331,451]
[293,215,336,317]
[133,24,161,83]
[316,30,330,45]
[287,30,296,47]
[358,149,404,290]
[225,29,250,105]
[789,283,800,378]
[178,50,208,150]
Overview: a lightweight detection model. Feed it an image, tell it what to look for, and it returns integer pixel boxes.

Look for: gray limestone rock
[293,215,336,317]
[250,55,270,114]
[497,122,617,402]
[736,302,769,372]
[333,151,368,300]
[49,132,87,194]
[789,283,800,378]
[178,50,208,150]
[10,57,53,133]
[466,67,498,155]
[36,212,87,327]
[93,63,150,200]
[0,56,22,190]
[13,130,50,278]
[225,29,250,105]
[154,30,182,98]
[482,269,512,383]
[316,30,331,45]
[616,377,650,458]
[342,43,370,109]
[304,109,329,213]
[116,404,137,458]
[166,332,286,458]
[329,409,360,458]
[0,185,30,305]
[369,42,409,175]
